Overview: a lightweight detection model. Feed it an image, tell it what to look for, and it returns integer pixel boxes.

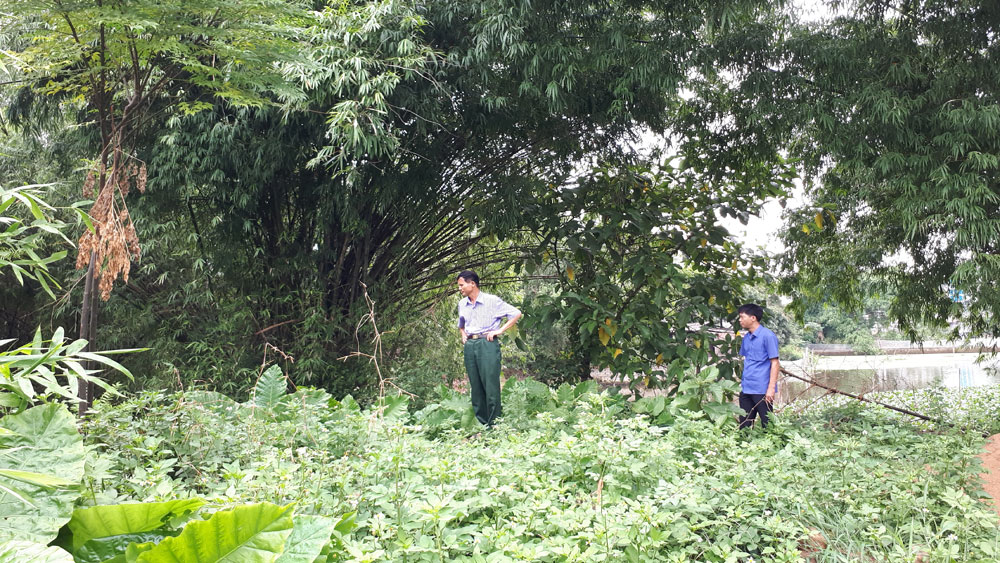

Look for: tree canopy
[776,0,1000,340]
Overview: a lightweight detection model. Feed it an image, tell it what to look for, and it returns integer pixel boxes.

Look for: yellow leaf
[730,260,738,270]
[566,266,575,281]
[643,377,650,386]
[802,224,811,234]
[608,324,617,337]
[598,326,610,346]
[827,210,836,225]
[814,213,824,229]
[695,339,702,349]
[612,348,623,359]
[708,295,716,305]
[727,304,735,313]
[700,239,707,247]
[679,224,688,232]
[542,250,550,261]
[655,353,663,364]
[605,318,612,326]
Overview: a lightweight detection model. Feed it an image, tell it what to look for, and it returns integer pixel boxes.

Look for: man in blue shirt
[737,303,780,429]
[457,269,522,427]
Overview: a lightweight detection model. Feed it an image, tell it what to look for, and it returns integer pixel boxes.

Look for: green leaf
[273,515,335,563]
[251,366,286,412]
[377,394,408,421]
[67,499,207,552]
[76,352,135,382]
[75,531,180,563]
[0,540,73,562]
[0,469,73,489]
[73,208,96,234]
[135,503,294,563]
[0,405,86,544]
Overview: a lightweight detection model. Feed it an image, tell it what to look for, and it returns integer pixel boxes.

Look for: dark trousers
[463,338,502,426]
[738,392,773,429]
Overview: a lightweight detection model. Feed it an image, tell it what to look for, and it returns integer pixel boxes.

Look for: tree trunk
[78,251,97,417]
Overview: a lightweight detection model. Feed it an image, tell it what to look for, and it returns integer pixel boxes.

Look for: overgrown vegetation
[45,374,1000,561]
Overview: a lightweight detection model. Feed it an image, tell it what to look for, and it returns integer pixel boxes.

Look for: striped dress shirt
[457,292,521,336]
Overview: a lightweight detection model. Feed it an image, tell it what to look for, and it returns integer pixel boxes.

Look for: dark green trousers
[463,338,502,426]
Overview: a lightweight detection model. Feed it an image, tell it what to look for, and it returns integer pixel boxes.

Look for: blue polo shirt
[739,324,779,394]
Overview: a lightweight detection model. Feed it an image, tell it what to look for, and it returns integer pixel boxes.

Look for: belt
[467,333,497,340]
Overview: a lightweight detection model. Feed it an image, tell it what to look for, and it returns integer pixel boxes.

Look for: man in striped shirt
[457,270,522,427]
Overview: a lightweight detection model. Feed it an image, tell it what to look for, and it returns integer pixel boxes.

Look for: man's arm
[487,311,522,341]
[766,357,779,403]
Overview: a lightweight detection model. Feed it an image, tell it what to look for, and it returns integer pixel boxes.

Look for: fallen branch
[780,367,943,424]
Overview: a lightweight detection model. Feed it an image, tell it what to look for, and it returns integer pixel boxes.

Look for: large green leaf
[250,366,287,413]
[75,531,178,563]
[67,499,206,552]
[0,404,85,544]
[273,515,335,563]
[136,503,294,563]
[0,540,73,562]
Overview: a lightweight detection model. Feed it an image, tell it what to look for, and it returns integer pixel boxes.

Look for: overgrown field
[5,373,1000,562]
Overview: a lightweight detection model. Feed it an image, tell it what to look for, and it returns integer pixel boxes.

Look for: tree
[6,0,312,408]
[522,154,792,392]
[774,0,1000,340]
[5,0,799,398]
[128,0,794,390]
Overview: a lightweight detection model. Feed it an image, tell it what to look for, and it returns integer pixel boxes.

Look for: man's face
[457,277,476,297]
[738,311,757,330]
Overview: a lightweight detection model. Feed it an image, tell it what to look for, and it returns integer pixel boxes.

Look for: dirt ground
[979,434,1000,516]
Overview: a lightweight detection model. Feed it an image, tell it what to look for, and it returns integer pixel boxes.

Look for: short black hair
[457,269,479,286]
[738,303,764,322]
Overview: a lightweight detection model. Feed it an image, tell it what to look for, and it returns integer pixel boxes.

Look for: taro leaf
[0,540,73,562]
[0,404,85,544]
[67,498,206,552]
[136,502,294,563]
[273,515,335,563]
[377,394,408,421]
[460,408,480,433]
[339,395,360,413]
[250,366,286,413]
[74,530,180,563]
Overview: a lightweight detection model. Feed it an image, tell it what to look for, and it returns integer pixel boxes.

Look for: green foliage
[0,540,73,562]
[65,499,206,555]
[0,398,341,562]
[0,404,86,545]
[8,0,308,110]
[3,0,793,398]
[273,515,337,563]
[0,183,75,298]
[523,156,792,393]
[776,0,1000,340]
[76,381,1000,562]
[633,367,743,427]
[0,327,137,414]
[136,502,294,563]
[251,366,288,414]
